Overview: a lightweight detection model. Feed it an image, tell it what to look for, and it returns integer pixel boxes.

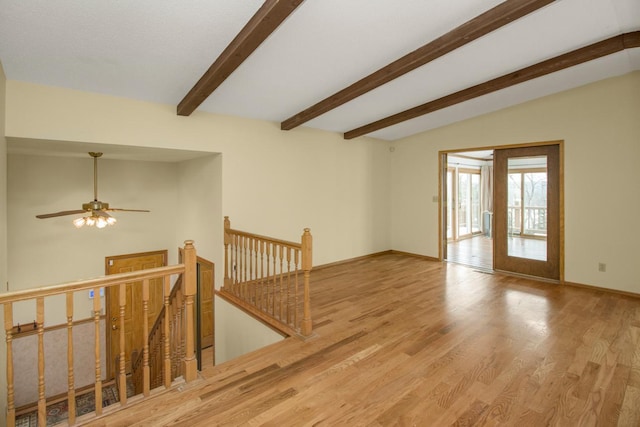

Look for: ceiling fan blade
[107,208,151,213]
[36,209,87,219]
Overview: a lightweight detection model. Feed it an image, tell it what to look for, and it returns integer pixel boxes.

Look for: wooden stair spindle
[163,275,171,389]
[294,250,300,327]
[279,245,284,321]
[259,240,265,310]
[36,297,46,426]
[286,247,292,325]
[266,242,272,313]
[66,292,76,425]
[142,278,151,396]
[93,287,103,415]
[118,283,127,405]
[4,303,15,427]
[271,244,277,317]
[224,216,231,288]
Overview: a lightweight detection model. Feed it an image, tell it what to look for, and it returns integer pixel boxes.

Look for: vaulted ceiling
[1,0,639,141]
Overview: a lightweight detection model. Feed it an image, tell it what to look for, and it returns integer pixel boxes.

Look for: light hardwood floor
[87,253,640,426]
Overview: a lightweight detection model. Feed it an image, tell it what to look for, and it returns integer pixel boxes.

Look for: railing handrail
[4,240,198,427]
[223,217,313,337]
[226,227,302,250]
[0,265,185,304]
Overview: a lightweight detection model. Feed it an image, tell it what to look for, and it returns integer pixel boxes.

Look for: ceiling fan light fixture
[36,152,149,227]
[72,212,117,229]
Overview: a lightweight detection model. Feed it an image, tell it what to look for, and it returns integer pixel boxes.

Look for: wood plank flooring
[86,253,640,426]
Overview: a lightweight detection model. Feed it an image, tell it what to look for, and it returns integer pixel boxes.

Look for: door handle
[112,324,118,330]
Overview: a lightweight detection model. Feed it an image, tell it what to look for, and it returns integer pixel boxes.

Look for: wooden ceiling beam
[177,0,304,116]
[280,0,555,130]
[344,31,640,140]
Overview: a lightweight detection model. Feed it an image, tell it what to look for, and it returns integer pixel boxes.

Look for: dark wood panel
[177,0,304,116]
[281,0,555,130]
[344,31,640,139]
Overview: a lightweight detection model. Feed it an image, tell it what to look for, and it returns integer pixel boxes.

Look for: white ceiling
[1,0,639,143]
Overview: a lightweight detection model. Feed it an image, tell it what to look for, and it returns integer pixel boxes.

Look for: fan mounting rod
[89,152,103,202]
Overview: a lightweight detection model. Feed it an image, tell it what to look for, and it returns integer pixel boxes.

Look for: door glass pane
[523,172,547,236]
[447,169,453,239]
[507,156,547,261]
[471,174,481,233]
[458,173,469,236]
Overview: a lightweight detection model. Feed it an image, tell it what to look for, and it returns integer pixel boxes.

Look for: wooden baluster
[4,303,15,427]
[142,278,150,395]
[182,240,197,382]
[301,228,313,336]
[36,297,46,426]
[271,243,277,316]
[234,235,240,294]
[177,288,184,378]
[158,328,164,387]
[150,331,157,389]
[171,289,180,379]
[279,245,284,320]
[294,250,300,328]
[66,292,76,425]
[259,240,265,310]
[118,283,127,405]
[242,236,247,298]
[286,247,292,325]
[249,238,254,303]
[93,287,103,415]
[169,295,176,380]
[163,275,171,388]
[253,238,258,303]
[224,216,231,288]
[237,235,242,296]
[266,242,272,314]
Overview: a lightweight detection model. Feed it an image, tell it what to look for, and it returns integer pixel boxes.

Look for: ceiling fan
[36,152,150,228]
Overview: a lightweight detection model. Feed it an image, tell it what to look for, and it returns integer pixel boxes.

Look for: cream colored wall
[7,154,181,324]
[215,297,284,364]
[176,154,222,277]
[0,60,8,423]
[391,71,640,294]
[4,81,392,268]
[3,80,391,381]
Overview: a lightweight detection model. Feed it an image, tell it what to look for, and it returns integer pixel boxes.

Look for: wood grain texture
[344,31,640,139]
[280,0,555,130]
[87,253,640,426]
[177,0,304,116]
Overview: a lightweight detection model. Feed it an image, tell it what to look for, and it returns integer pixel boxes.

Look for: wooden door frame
[105,249,168,380]
[439,140,564,283]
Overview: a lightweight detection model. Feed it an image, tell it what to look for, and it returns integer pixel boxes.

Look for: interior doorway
[441,142,563,281]
[443,150,494,270]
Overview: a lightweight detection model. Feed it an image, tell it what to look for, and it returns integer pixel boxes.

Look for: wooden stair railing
[1,240,198,427]
[221,217,313,337]
[130,274,185,395]
[132,252,215,394]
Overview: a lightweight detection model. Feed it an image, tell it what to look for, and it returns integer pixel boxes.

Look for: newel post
[301,228,313,336]
[182,240,198,382]
[224,216,231,288]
